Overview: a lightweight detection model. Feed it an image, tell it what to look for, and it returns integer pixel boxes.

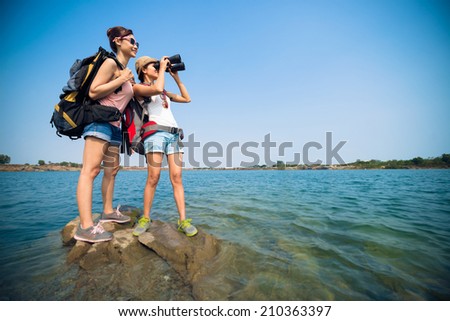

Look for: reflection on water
[0,170,449,300]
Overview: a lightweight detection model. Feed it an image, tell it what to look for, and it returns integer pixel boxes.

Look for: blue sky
[1,0,449,167]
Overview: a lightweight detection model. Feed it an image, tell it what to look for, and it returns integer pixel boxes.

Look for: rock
[61,205,222,300]
[79,241,110,270]
[138,221,219,279]
[137,220,220,298]
[61,216,80,245]
[67,241,90,263]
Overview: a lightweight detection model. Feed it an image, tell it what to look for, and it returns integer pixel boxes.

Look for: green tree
[38,160,46,166]
[276,160,286,170]
[0,154,11,164]
[412,157,424,166]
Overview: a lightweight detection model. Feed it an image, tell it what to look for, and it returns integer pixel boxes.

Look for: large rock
[61,206,222,300]
[138,220,220,299]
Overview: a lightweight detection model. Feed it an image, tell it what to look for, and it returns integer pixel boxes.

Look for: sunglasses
[120,36,139,48]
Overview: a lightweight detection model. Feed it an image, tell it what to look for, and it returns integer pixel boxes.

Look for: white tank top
[138,89,178,128]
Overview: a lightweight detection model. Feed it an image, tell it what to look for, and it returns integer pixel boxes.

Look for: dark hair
[107,26,133,53]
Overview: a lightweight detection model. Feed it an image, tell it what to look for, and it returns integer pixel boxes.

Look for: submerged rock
[138,220,220,299]
[60,206,223,300]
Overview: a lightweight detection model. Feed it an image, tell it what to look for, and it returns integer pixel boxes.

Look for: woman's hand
[168,68,179,79]
[118,68,134,83]
[159,56,170,72]
[89,59,132,100]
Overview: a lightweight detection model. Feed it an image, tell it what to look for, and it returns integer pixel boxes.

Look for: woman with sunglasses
[132,55,197,237]
[74,26,138,243]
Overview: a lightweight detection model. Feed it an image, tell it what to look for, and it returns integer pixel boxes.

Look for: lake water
[0,169,449,300]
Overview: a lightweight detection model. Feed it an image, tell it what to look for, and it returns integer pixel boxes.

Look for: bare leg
[143,152,164,219]
[168,153,186,221]
[102,144,120,214]
[77,137,108,229]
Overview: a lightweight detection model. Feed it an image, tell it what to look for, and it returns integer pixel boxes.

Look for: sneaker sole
[74,235,113,243]
[132,228,148,236]
[99,218,131,223]
[178,228,198,237]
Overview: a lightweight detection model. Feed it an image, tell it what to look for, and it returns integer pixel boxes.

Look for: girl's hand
[118,68,134,82]
[159,56,170,71]
[169,69,179,78]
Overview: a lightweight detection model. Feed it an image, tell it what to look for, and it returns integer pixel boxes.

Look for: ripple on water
[1,169,449,300]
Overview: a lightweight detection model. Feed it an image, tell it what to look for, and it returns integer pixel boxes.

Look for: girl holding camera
[132,55,197,237]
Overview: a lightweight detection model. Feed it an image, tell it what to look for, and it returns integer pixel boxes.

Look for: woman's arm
[88,58,133,100]
[133,81,164,97]
[166,72,191,103]
[133,57,170,97]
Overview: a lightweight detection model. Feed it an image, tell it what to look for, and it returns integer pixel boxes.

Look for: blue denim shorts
[144,131,183,155]
[82,122,122,146]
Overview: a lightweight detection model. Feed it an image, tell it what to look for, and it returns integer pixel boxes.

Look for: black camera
[154,54,186,72]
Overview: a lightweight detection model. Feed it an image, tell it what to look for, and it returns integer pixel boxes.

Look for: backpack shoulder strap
[98,47,123,70]
[100,47,125,94]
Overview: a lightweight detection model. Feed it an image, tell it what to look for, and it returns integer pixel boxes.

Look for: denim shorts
[82,122,122,146]
[144,131,183,155]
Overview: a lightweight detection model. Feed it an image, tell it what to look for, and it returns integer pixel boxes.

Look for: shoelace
[91,223,106,235]
[138,218,150,227]
[180,218,192,228]
[115,205,126,217]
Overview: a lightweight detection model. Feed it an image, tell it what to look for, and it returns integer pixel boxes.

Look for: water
[0,169,449,300]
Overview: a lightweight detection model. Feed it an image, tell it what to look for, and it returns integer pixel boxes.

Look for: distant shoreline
[0,164,448,172]
[0,164,81,172]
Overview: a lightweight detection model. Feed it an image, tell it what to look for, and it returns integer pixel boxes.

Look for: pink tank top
[98,80,133,127]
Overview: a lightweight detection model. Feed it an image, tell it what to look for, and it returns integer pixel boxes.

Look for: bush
[0,154,11,164]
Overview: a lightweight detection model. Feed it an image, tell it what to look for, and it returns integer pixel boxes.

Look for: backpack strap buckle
[169,127,184,140]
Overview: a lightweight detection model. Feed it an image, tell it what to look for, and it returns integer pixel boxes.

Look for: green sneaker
[177,218,198,237]
[132,217,151,236]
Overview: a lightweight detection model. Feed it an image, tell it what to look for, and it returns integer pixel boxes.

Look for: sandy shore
[0,164,154,172]
[0,164,81,172]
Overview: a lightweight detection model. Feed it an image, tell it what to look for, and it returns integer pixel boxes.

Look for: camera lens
[168,54,182,64]
[152,55,185,72]
[169,62,185,72]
